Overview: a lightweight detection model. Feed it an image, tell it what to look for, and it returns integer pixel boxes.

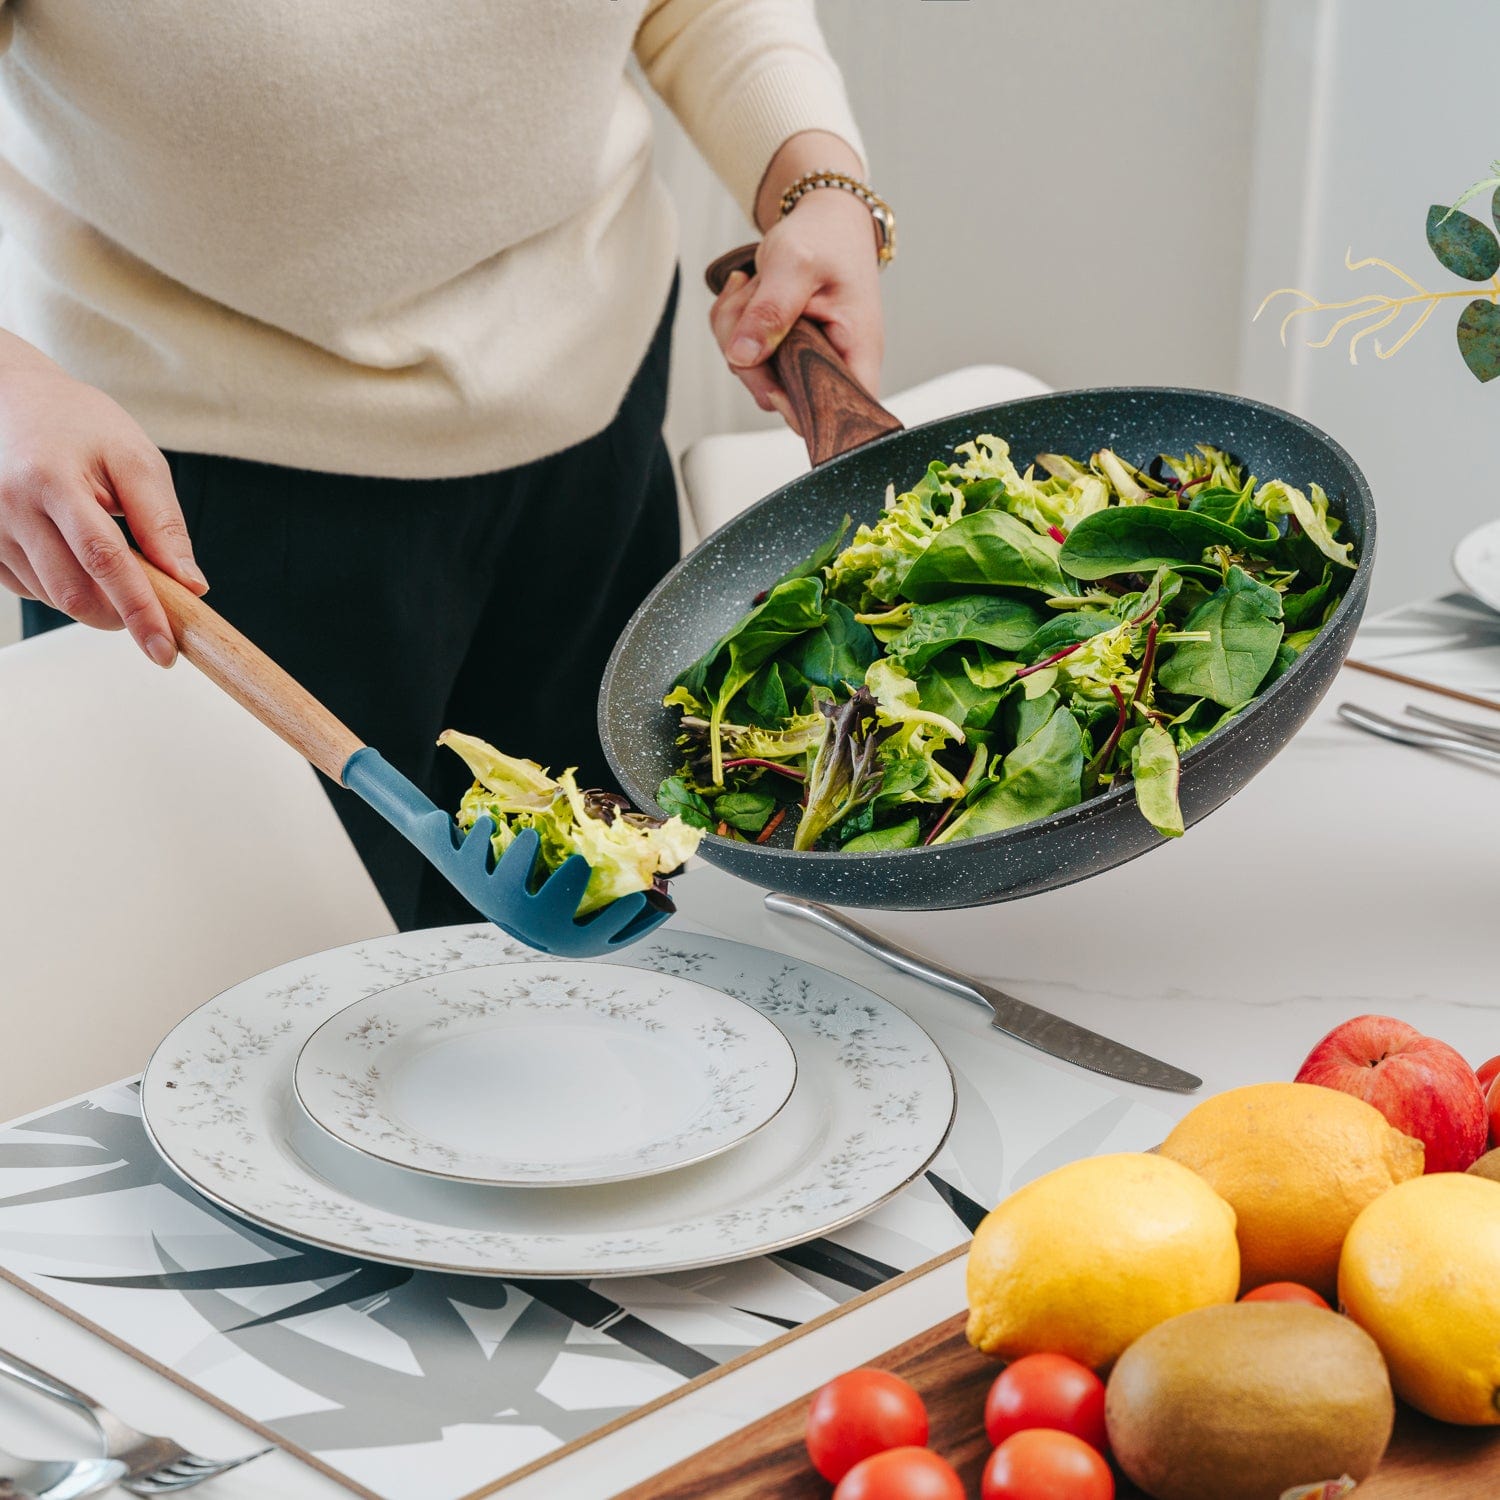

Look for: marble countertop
[1,617,1498,1500]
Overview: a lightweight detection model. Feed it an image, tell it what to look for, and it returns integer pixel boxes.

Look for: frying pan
[599,246,1376,910]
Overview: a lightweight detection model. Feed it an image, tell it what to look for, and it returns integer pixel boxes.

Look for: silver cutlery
[0,1345,271,1495]
[0,1447,122,1500]
[1338,703,1500,767]
[1402,702,1500,749]
[764,893,1202,1093]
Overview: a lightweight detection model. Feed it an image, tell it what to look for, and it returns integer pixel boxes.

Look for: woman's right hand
[0,336,206,666]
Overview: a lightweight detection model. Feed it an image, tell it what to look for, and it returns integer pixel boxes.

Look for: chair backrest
[0,625,394,1113]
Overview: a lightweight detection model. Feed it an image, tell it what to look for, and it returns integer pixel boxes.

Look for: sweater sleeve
[635,0,864,224]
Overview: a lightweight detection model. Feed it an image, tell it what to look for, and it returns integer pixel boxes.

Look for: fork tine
[127,1448,273,1494]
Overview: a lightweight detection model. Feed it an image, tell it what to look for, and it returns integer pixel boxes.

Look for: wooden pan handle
[140,557,366,783]
[707,243,903,466]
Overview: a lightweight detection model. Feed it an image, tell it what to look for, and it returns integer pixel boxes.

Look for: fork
[0,1346,270,1494]
[1338,702,1500,767]
[0,1444,123,1499]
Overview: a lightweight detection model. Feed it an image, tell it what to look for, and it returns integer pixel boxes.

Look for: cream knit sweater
[0,1,861,478]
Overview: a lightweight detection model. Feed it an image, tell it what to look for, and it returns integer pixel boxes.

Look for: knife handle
[762,894,992,1014]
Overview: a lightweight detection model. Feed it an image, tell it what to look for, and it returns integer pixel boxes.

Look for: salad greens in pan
[658,436,1356,852]
[440,730,702,913]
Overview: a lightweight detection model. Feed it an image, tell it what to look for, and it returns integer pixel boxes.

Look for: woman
[0,2,886,927]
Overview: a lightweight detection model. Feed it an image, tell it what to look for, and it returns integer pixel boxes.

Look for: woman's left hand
[709,176,884,436]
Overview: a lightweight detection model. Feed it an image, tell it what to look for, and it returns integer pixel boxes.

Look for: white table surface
[1,655,1497,1500]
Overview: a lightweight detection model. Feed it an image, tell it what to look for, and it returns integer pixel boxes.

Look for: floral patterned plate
[292,963,798,1188]
[139,926,956,1278]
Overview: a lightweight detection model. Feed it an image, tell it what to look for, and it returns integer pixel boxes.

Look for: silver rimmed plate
[140,926,956,1278]
[1454,517,1500,615]
[292,962,798,1188]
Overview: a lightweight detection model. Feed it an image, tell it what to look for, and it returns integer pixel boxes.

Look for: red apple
[1478,1055,1500,1097]
[1295,1015,1488,1174]
[1489,1075,1500,1152]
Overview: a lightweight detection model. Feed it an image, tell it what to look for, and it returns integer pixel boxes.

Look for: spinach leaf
[885,594,1042,673]
[674,576,828,784]
[780,599,880,692]
[713,790,776,834]
[1255,642,1300,693]
[842,817,922,852]
[742,661,792,726]
[1188,481,1259,530]
[1130,723,1184,838]
[934,704,1084,843]
[899,510,1071,600]
[1006,686,1061,748]
[918,651,1005,736]
[773,515,852,588]
[1059,506,1278,580]
[1157,565,1285,709]
[656,775,714,830]
[1280,562,1340,632]
[1020,612,1118,663]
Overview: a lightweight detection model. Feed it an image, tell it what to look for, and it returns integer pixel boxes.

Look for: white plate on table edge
[292,961,798,1188]
[139,925,957,1278]
[1453,517,1500,615]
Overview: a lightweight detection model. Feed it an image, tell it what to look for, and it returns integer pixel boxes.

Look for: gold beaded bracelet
[777,169,897,268]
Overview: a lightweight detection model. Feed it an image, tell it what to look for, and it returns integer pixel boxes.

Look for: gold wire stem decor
[1255,249,1500,365]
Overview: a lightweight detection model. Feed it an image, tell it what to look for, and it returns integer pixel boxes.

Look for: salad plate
[140,925,956,1278]
[1453,517,1500,615]
[292,962,798,1187]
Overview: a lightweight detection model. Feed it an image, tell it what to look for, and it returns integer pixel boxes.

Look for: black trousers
[24,282,680,931]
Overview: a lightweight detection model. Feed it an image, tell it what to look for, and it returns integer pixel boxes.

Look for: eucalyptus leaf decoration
[1256,163,1500,380]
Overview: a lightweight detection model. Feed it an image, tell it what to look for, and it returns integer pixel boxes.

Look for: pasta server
[141,559,672,955]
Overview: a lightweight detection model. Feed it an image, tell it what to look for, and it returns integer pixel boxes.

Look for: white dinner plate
[140,926,956,1278]
[1453,517,1500,614]
[293,962,798,1187]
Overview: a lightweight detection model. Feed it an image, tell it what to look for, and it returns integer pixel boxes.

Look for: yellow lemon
[1159,1081,1423,1301]
[966,1152,1239,1370]
[1339,1173,1500,1425]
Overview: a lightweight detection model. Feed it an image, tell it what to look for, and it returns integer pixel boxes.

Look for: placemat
[1353,591,1500,701]
[0,926,1172,1500]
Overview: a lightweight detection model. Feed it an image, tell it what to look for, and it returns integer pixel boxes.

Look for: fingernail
[146,633,176,668]
[179,558,208,591]
[729,336,761,365]
[725,270,748,290]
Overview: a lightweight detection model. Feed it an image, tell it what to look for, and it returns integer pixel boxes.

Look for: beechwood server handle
[140,556,365,783]
[706,243,904,467]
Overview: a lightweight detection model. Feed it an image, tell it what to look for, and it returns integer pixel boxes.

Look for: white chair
[0,625,394,1113]
[681,364,1052,540]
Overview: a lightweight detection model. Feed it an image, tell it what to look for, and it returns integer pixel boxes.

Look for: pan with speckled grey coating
[599,386,1374,911]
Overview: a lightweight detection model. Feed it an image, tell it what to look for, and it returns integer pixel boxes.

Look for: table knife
[764,893,1201,1093]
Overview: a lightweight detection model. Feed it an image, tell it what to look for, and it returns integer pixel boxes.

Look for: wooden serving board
[621,1311,1500,1499]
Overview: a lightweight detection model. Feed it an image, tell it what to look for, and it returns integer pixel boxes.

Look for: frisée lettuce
[439,731,701,915]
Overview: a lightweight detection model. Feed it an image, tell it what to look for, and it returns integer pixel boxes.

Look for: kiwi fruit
[1105,1302,1393,1500]
[1467,1147,1500,1182]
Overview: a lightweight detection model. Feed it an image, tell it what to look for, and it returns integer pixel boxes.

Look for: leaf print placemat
[1353,592,1500,701]
[0,926,1172,1500]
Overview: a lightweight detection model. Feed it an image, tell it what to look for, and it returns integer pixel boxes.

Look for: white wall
[657,0,1268,466]
[1239,0,1500,612]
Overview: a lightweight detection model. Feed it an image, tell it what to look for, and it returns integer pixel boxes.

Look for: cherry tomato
[982,1429,1115,1500]
[1476,1054,1500,1095]
[1240,1281,1332,1309]
[806,1369,930,1483]
[835,1446,965,1500]
[983,1352,1108,1453]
